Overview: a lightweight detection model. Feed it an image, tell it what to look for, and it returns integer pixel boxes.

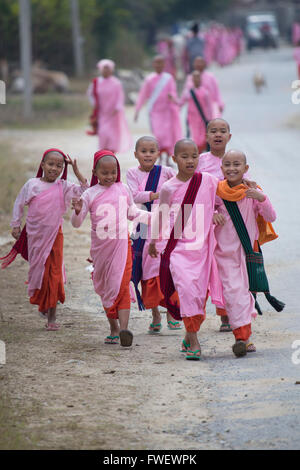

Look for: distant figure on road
[183,23,205,74]
[177,70,213,153]
[293,40,300,80]
[134,55,183,165]
[182,56,224,118]
[87,59,132,153]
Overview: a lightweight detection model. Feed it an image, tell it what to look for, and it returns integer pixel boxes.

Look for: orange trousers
[30,227,65,312]
[104,238,132,319]
[233,323,252,342]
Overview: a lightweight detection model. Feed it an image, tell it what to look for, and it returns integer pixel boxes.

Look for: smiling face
[206,119,231,155]
[135,137,160,172]
[41,152,64,182]
[221,150,249,187]
[173,140,199,181]
[94,156,118,186]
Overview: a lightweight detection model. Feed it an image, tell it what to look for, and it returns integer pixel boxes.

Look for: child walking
[71,150,150,347]
[1,148,88,330]
[178,70,213,153]
[213,150,279,357]
[197,118,232,331]
[149,139,223,360]
[126,136,182,333]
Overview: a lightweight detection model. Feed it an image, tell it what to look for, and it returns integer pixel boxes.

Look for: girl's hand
[148,242,159,258]
[213,213,226,226]
[12,227,21,240]
[150,192,159,201]
[72,197,83,215]
[245,188,266,202]
[243,178,257,189]
[66,155,87,185]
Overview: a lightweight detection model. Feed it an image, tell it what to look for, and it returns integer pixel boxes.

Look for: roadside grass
[0,141,29,218]
[1,93,90,130]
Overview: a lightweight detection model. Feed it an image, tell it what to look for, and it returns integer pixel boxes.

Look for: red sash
[87,78,99,136]
[159,172,203,320]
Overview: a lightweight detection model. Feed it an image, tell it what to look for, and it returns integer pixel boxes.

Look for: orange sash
[216,180,278,246]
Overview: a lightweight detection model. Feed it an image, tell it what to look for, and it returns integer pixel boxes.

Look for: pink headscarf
[0,148,69,268]
[97,59,115,73]
[90,149,121,187]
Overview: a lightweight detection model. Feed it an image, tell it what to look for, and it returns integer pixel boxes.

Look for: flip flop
[148,322,162,334]
[232,340,247,357]
[186,349,201,361]
[219,323,232,332]
[180,339,190,352]
[119,329,133,347]
[104,335,119,344]
[246,342,256,353]
[45,322,60,331]
[167,320,182,330]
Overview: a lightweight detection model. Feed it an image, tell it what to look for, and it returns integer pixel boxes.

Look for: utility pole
[19,0,32,118]
[70,0,84,77]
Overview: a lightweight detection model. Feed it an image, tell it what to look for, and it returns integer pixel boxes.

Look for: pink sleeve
[87,82,95,107]
[10,181,30,228]
[71,193,90,228]
[125,186,151,224]
[115,80,125,112]
[150,183,172,242]
[178,87,190,106]
[135,77,151,112]
[126,169,152,204]
[254,195,276,223]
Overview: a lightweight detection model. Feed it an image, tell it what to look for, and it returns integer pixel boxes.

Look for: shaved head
[223,149,247,164]
[207,118,230,132]
[135,135,159,151]
[174,138,198,155]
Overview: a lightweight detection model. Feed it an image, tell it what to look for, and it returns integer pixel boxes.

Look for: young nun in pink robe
[87,59,132,153]
[213,150,277,357]
[0,149,88,331]
[182,56,224,118]
[71,150,150,348]
[134,55,183,164]
[149,139,223,360]
[178,70,213,154]
[126,136,181,334]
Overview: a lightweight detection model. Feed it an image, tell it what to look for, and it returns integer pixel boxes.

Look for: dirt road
[1,47,300,450]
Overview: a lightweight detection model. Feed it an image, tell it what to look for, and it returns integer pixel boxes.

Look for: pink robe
[126,165,175,280]
[179,86,213,149]
[87,76,132,153]
[11,177,88,296]
[135,72,183,155]
[151,173,223,318]
[214,193,276,330]
[71,182,149,309]
[182,70,224,118]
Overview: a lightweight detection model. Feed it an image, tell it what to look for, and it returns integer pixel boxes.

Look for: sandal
[148,322,162,334]
[45,322,60,331]
[219,323,232,332]
[232,340,247,357]
[246,342,256,353]
[104,335,119,344]
[180,339,190,352]
[167,320,182,330]
[119,329,133,347]
[186,349,201,361]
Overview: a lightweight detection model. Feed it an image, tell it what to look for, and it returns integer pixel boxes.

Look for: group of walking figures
[87,53,224,166]
[1,38,285,361]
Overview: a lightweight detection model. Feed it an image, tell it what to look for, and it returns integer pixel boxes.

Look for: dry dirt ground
[0,104,299,451]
